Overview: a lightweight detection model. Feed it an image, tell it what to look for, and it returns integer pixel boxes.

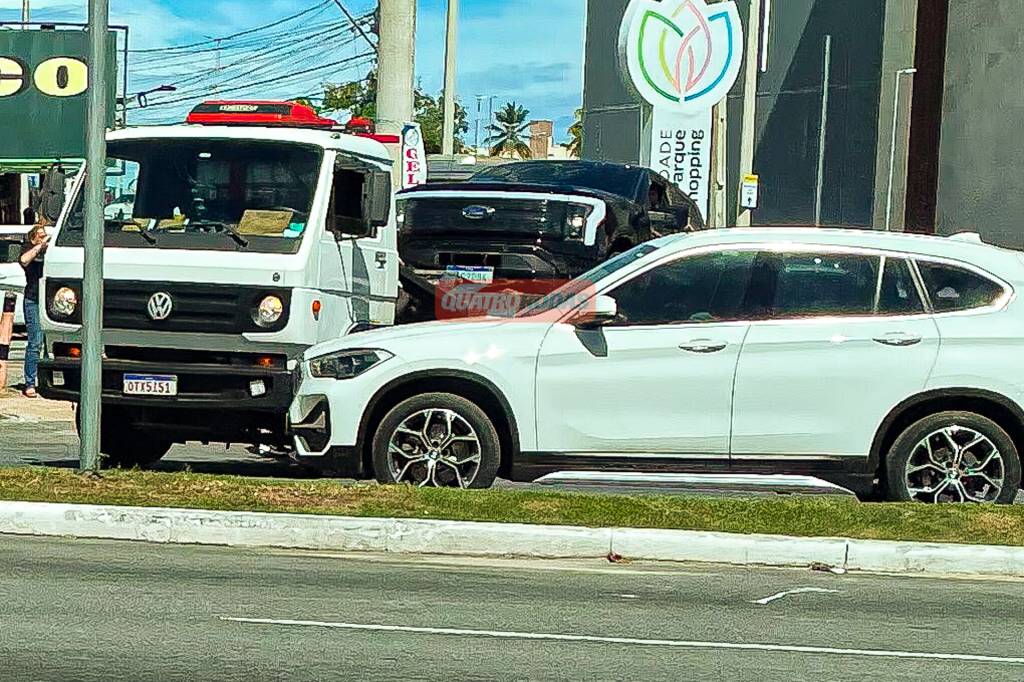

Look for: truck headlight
[50,287,78,319]
[565,203,593,241]
[309,349,393,380]
[253,295,284,327]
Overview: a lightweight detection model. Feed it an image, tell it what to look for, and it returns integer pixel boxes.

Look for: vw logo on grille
[462,205,495,220]
[147,292,174,321]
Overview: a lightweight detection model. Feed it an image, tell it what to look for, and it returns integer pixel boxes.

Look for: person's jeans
[23,297,42,389]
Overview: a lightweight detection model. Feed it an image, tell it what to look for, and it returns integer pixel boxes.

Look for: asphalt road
[1,535,1023,681]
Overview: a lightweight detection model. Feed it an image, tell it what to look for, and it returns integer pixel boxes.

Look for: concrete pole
[375,0,416,137]
[885,68,917,232]
[80,0,110,472]
[441,0,459,156]
[22,0,29,22]
[735,0,761,227]
[709,97,727,228]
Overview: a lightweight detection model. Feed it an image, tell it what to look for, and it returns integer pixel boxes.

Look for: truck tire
[75,406,172,469]
[372,393,500,488]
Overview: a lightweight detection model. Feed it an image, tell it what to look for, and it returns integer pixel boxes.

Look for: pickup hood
[42,244,309,289]
[401,181,632,206]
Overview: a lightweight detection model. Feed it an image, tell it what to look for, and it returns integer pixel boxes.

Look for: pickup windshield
[57,139,322,253]
[469,161,644,200]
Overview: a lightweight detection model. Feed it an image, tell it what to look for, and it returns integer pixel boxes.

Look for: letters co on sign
[618,0,744,221]
[0,56,88,98]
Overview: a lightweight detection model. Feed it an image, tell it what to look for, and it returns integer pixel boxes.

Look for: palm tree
[567,108,583,159]
[485,101,532,159]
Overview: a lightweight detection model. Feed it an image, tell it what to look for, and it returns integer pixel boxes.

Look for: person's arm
[19,237,47,268]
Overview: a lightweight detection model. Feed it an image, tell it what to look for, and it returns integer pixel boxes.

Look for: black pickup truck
[396,160,705,320]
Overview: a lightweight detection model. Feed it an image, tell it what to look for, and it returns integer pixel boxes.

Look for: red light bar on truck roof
[186,100,337,128]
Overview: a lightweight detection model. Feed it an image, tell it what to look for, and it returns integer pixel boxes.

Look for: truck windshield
[57,139,322,253]
[469,162,644,200]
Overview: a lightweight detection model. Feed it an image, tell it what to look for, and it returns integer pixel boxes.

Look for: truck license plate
[444,265,494,284]
[123,374,178,396]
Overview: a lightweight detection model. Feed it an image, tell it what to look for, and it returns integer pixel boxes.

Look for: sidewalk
[2,500,1023,579]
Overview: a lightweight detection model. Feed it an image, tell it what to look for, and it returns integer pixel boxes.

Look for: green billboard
[0,29,116,161]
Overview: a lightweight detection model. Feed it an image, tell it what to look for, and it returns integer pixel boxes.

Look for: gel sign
[401,122,427,189]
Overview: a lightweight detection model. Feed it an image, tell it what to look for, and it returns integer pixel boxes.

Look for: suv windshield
[469,162,644,200]
[58,139,322,253]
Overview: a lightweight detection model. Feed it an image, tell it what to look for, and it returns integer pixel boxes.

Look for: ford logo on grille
[462,205,495,220]
[147,292,174,321]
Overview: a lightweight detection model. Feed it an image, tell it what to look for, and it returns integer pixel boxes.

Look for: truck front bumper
[37,357,293,411]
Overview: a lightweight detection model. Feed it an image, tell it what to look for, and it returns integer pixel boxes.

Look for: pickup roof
[395,160,705,320]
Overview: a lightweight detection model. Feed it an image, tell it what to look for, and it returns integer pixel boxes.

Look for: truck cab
[37,101,398,466]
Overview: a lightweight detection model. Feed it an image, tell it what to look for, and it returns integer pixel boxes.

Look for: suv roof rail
[948,232,984,244]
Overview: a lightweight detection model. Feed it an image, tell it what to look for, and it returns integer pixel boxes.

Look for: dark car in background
[395,160,705,320]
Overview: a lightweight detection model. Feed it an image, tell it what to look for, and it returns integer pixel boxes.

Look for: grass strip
[0,466,1022,546]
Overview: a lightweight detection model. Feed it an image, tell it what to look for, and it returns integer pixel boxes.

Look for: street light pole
[735,0,761,226]
[441,0,459,156]
[81,0,110,472]
[22,0,29,23]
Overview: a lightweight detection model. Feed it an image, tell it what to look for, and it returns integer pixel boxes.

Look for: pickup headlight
[565,203,594,241]
[50,286,78,319]
[308,349,393,380]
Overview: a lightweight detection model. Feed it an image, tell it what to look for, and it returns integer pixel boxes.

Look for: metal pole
[735,0,762,226]
[81,0,109,472]
[710,96,727,228]
[885,67,917,231]
[22,0,29,22]
[813,34,832,226]
[475,95,483,154]
[441,0,459,156]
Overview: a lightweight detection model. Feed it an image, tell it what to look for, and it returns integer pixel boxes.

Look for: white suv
[290,228,1024,503]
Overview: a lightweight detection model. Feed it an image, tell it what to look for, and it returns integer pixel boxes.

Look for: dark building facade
[582,0,1024,247]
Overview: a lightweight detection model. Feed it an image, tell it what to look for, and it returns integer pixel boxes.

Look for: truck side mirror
[365,170,391,228]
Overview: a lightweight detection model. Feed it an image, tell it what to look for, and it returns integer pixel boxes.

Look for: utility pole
[81,0,110,472]
[441,0,459,156]
[375,0,415,139]
[735,0,761,226]
[475,95,483,154]
[22,0,29,22]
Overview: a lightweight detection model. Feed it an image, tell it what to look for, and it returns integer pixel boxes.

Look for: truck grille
[46,280,291,334]
[400,197,568,237]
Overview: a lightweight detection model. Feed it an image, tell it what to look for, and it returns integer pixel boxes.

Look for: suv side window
[878,256,925,315]
[917,261,1005,312]
[760,252,881,318]
[608,250,757,326]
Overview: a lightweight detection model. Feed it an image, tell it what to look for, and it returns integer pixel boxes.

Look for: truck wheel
[884,411,1021,504]
[372,393,500,489]
[75,406,172,469]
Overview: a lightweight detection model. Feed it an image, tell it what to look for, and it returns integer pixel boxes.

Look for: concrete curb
[2,500,1023,578]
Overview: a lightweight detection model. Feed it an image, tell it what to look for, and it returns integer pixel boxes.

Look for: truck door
[318,156,397,340]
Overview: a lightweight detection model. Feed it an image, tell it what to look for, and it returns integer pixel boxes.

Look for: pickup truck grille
[400,197,567,237]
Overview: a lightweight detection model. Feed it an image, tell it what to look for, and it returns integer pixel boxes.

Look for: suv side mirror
[573,294,618,329]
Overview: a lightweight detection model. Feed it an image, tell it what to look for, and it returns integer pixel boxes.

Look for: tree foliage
[567,108,583,159]
[485,101,532,159]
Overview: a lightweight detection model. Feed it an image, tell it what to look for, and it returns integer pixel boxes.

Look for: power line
[128,0,333,53]
[330,0,377,51]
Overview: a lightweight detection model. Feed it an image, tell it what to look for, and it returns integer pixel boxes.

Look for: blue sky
[0,0,585,141]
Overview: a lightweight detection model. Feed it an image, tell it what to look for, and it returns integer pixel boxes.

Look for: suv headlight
[253,295,284,328]
[308,349,393,380]
[50,286,78,319]
[565,203,594,241]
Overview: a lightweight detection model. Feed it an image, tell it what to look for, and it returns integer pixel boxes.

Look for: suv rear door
[730,249,940,459]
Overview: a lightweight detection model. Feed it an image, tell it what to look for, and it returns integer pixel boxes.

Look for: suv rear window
[917,261,1005,312]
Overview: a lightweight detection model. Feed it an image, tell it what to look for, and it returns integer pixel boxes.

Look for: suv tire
[884,410,1021,504]
[372,392,500,488]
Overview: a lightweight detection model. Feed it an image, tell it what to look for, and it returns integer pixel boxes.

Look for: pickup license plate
[123,374,178,396]
[444,265,494,284]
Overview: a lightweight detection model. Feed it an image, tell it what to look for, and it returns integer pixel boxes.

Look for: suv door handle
[679,339,728,354]
[873,332,922,347]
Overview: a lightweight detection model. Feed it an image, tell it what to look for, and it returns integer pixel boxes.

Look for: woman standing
[18,222,49,398]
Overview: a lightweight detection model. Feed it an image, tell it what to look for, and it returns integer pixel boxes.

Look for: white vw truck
[38,101,398,468]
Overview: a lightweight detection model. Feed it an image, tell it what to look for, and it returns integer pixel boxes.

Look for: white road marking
[220,617,1024,665]
[753,587,840,605]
